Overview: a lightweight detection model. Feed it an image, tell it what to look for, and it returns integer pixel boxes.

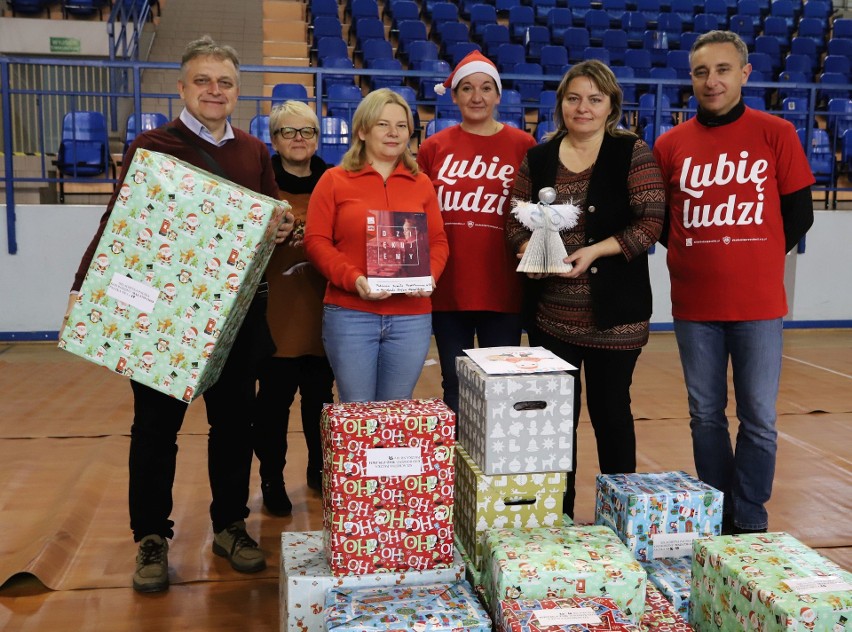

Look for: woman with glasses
[305,89,449,403]
[252,100,333,516]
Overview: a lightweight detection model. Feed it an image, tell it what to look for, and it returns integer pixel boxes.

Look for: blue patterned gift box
[691,532,852,631]
[323,581,491,631]
[595,471,723,562]
[640,556,692,620]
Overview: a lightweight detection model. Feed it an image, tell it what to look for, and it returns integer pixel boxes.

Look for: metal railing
[1,56,850,255]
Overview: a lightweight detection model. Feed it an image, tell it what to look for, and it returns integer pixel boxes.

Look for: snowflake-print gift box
[320,399,456,576]
[456,355,574,475]
[455,444,565,572]
[690,532,852,631]
[279,531,465,632]
[59,149,286,402]
[595,471,723,562]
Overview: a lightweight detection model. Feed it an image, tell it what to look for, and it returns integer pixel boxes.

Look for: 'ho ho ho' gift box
[59,148,286,402]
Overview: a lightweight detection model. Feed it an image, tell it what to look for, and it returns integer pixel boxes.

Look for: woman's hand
[355,276,391,301]
[405,276,435,298]
[274,209,296,244]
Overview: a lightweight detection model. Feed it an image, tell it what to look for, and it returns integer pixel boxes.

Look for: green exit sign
[50,37,82,53]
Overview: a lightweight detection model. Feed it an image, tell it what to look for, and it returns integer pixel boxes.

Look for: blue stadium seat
[396,20,428,59]
[621,12,649,48]
[538,90,558,123]
[670,0,697,30]
[827,38,852,60]
[818,73,851,105]
[762,16,791,51]
[693,14,721,35]
[326,84,362,123]
[668,50,691,80]
[602,30,628,65]
[601,0,628,24]
[541,44,569,76]
[777,70,810,101]
[583,46,611,65]
[511,62,546,102]
[470,4,499,42]
[780,96,809,129]
[481,24,511,58]
[320,56,357,95]
[55,110,115,202]
[406,40,440,69]
[624,49,652,80]
[424,118,461,137]
[563,27,590,64]
[535,120,557,143]
[729,15,758,47]
[435,22,470,57]
[637,93,675,131]
[797,127,834,185]
[546,8,574,43]
[833,19,852,40]
[430,2,459,39]
[360,38,393,63]
[388,1,418,36]
[569,0,592,26]
[743,95,767,110]
[249,115,273,154]
[447,42,482,66]
[435,91,458,119]
[309,0,338,20]
[656,14,683,49]
[8,0,52,17]
[612,65,638,105]
[754,35,783,75]
[318,116,350,166]
[636,0,662,25]
[525,26,551,63]
[508,5,535,43]
[826,98,852,143]
[352,18,386,56]
[584,9,611,45]
[533,0,558,24]
[496,89,526,129]
[416,59,451,100]
[650,67,681,105]
[796,17,828,54]
[316,37,348,63]
[366,58,404,90]
[124,112,169,153]
[271,83,309,106]
[768,0,796,32]
[823,55,851,79]
[496,43,526,73]
[784,53,814,76]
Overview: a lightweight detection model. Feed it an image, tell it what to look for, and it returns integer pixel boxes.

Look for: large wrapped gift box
[691,532,852,631]
[456,355,574,475]
[321,399,456,576]
[455,444,566,572]
[640,556,691,620]
[279,531,465,632]
[59,148,286,402]
[497,595,641,632]
[595,471,723,562]
[322,581,491,631]
[640,584,691,631]
[481,526,647,624]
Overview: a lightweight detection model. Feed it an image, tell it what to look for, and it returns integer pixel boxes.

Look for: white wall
[1,206,850,337]
[0,17,128,56]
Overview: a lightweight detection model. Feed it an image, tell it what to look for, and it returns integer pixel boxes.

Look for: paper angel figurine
[511,187,581,274]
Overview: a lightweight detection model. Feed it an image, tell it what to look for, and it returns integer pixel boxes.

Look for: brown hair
[553,60,635,139]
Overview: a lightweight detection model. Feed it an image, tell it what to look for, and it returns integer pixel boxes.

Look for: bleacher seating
[272,83,309,105]
[249,115,273,154]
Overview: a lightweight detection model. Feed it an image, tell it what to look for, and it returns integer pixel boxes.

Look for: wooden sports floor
[1,330,850,631]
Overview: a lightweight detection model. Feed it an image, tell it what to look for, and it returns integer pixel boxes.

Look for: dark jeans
[128,294,274,541]
[432,310,522,414]
[534,328,641,519]
[252,354,335,482]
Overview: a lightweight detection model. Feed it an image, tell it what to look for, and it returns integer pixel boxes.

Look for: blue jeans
[431,311,522,413]
[322,305,432,403]
[674,318,783,531]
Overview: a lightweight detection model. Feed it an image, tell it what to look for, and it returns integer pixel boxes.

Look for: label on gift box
[783,575,852,594]
[534,607,602,625]
[107,273,159,312]
[651,531,699,558]
[365,447,424,477]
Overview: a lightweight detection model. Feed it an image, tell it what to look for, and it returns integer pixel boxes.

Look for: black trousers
[533,328,641,519]
[252,354,335,482]
[128,294,274,541]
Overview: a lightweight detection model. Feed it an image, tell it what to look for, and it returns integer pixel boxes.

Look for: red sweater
[304,162,448,315]
[416,124,536,312]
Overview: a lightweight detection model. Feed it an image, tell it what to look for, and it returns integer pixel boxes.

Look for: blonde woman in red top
[305,89,449,402]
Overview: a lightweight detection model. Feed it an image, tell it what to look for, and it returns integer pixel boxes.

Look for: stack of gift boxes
[59,149,287,402]
[280,398,492,631]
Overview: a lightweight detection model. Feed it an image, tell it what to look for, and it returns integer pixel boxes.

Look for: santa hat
[434,50,502,96]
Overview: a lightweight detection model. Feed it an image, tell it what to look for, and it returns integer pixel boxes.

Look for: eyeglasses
[274,126,318,139]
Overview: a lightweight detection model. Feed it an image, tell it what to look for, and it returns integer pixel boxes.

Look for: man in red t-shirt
[654,31,814,535]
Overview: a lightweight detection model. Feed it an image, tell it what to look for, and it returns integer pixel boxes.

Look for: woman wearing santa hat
[416,50,537,415]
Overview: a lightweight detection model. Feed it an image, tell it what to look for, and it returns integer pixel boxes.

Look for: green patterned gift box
[455,444,566,572]
[481,525,647,624]
[641,556,692,620]
[691,532,852,631]
[59,149,286,402]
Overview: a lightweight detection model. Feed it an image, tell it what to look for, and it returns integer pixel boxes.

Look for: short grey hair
[690,30,749,68]
[180,35,240,83]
